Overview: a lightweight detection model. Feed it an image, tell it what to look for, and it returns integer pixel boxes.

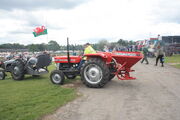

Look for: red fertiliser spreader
[84,51,143,81]
[111,51,143,80]
[50,50,143,88]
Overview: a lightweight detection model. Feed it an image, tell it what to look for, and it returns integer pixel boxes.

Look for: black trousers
[155,55,164,66]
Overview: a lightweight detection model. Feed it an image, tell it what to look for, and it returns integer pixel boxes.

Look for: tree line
[0,39,136,52]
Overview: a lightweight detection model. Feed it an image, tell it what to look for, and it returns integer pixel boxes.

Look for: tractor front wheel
[50,70,64,85]
[81,58,110,88]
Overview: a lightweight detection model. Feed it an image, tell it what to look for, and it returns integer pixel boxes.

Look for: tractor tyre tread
[0,69,5,80]
[50,70,65,85]
[11,59,24,80]
[80,58,109,88]
[109,74,115,81]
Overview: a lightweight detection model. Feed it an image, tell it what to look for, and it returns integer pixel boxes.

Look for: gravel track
[43,58,180,120]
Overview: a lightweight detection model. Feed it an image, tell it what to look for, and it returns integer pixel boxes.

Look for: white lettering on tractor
[114,52,137,56]
[55,59,76,62]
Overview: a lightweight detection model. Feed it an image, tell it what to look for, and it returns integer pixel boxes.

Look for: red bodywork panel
[54,56,81,63]
[84,52,112,64]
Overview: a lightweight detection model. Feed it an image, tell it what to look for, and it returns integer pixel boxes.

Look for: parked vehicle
[0,53,51,80]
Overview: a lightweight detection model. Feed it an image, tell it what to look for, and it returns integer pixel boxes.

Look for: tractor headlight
[56,63,60,70]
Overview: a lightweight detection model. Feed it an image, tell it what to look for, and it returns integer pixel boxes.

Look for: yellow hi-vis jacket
[83,45,96,60]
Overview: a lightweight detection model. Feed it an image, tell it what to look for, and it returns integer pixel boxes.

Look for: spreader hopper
[111,51,143,80]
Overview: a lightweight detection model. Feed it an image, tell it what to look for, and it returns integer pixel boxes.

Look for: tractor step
[62,69,79,73]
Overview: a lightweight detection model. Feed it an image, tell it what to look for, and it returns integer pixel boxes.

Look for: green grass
[165,54,180,68]
[173,64,180,69]
[0,64,78,120]
[165,54,180,63]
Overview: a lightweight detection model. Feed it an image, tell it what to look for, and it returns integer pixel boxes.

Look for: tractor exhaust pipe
[67,37,70,67]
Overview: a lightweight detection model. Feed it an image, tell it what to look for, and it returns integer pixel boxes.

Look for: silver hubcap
[84,64,103,84]
[52,74,62,84]
[14,66,20,75]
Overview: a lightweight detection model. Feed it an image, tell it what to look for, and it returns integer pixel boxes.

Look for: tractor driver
[84,43,96,55]
[78,43,96,70]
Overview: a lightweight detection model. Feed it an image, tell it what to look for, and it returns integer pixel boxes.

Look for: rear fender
[84,52,112,64]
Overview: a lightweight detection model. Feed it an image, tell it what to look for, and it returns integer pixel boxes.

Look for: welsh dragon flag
[33,26,47,37]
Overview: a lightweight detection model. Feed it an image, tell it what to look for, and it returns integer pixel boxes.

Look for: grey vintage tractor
[0,53,51,80]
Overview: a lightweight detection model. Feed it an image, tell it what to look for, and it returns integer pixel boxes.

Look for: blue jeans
[77,60,85,70]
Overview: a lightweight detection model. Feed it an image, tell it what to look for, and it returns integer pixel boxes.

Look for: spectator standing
[141,47,149,64]
[135,45,138,51]
[129,45,133,52]
[155,45,164,67]
[103,45,109,52]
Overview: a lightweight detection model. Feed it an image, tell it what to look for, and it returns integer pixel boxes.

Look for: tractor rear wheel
[80,58,110,88]
[0,70,5,80]
[11,59,24,80]
[109,74,115,81]
[50,70,64,85]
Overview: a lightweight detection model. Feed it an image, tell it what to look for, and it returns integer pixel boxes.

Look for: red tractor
[50,39,143,88]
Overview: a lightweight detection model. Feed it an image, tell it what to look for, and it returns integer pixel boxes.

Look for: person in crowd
[6,52,14,60]
[141,46,149,64]
[135,45,138,51]
[129,45,133,52]
[155,45,165,67]
[103,45,109,52]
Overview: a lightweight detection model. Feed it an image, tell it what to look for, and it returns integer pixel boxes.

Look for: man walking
[155,45,164,67]
[141,47,149,64]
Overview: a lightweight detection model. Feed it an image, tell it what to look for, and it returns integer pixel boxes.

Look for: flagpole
[44,10,48,45]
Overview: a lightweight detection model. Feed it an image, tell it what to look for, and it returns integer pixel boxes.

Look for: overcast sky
[0,0,180,45]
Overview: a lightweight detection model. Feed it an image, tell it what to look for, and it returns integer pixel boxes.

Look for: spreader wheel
[81,58,110,88]
[50,70,65,85]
